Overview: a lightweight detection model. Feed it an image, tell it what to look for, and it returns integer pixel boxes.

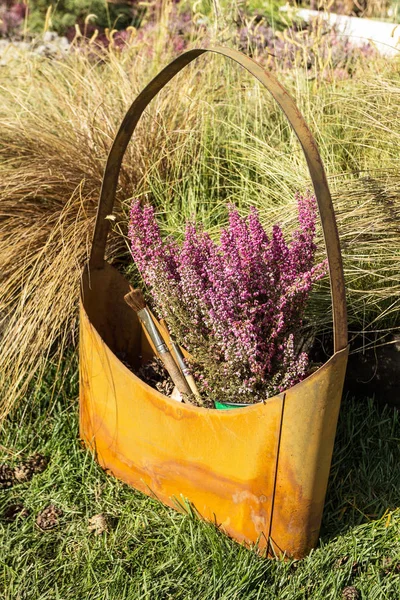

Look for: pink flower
[128,193,327,403]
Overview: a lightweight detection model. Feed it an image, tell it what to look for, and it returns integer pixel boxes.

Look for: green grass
[1,358,399,599]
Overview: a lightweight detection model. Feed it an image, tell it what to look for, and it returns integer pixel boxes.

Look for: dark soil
[135,359,175,397]
[345,333,400,409]
[311,330,400,409]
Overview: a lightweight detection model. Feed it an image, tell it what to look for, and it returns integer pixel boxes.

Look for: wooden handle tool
[159,319,203,403]
[124,287,194,404]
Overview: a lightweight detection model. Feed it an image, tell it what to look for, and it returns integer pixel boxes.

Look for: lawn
[1,358,399,599]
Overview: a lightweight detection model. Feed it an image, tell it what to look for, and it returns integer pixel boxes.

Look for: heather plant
[129,194,327,404]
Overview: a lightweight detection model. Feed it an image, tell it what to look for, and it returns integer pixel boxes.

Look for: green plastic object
[214,401,250,410]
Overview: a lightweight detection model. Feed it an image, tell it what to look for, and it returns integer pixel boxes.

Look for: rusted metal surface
[270,345,348,557]
[80,46,349,558]
[80,264,348,558]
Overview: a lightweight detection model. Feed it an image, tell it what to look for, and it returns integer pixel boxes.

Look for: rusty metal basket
[79,47,348,559]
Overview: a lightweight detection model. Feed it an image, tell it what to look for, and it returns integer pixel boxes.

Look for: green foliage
[182,0,290,32]
[242,0,291,27]
[28,0,139,34]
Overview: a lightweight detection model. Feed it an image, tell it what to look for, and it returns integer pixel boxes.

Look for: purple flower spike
[128,194,327,403]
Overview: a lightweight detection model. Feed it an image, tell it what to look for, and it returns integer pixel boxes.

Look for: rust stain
[80,283,348,558]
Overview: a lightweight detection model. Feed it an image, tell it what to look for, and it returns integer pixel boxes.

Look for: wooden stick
[159,319,203,403]
[124,288,194,404]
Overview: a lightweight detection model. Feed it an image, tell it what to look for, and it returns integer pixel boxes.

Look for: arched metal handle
[89,46,347,352]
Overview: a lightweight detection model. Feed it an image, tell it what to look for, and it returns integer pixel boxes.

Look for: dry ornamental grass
[0,10,399,419]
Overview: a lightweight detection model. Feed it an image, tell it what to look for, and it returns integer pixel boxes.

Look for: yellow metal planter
[80,47,348,559]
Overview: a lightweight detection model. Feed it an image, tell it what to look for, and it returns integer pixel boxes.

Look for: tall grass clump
[0,17,210,419]
[0,2,399,419]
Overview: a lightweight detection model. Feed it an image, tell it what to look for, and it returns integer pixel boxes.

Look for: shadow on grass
[321,393,400,541]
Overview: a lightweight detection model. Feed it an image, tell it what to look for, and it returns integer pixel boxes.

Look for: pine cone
[25,453,48,474]
[137,359,174,395]
[36,504,62,530]
[13,463,33,483]
[0,464,14,489]
[88,513,109,535]
[335,556,349,568]
[381,557,400,576]
[14,453,48,483]
[156,378,175,396]
[342,586,360,600]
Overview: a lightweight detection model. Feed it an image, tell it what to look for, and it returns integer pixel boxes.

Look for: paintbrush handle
[137,308,168,354]
[184,373,201,398]
[170,342,202,398]
[123,291,197,405]
[158,351,193,403]
[137,308,194,403]
[159,319,203,402]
